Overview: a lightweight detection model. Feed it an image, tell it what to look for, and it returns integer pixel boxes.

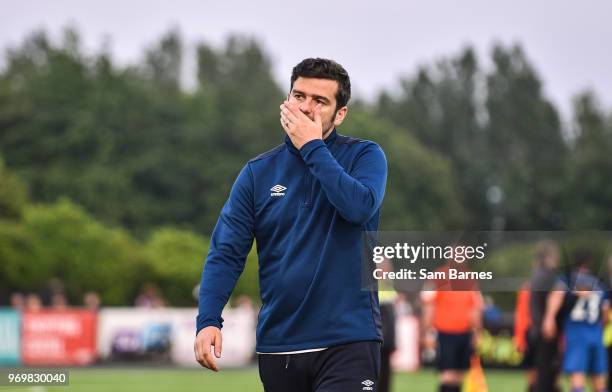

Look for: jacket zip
[303,172,313,207]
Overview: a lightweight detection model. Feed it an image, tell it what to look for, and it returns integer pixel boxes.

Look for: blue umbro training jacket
[197,129,388,352]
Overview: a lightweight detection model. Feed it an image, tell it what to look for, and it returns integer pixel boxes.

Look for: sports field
[0,368,528,392]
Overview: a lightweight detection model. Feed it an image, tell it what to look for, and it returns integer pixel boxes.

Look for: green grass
[0,367,528,392]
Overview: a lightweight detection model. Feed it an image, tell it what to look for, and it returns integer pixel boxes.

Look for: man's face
[544,249,560,269]
[288,77,347,136]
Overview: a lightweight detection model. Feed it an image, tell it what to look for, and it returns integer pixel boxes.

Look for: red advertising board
[22,310,97,365]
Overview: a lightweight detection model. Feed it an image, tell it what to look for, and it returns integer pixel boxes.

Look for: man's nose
[299,98,313,114]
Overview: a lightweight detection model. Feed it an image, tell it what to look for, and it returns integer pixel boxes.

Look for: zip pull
[285,354,290,369]
[303,172,313,206]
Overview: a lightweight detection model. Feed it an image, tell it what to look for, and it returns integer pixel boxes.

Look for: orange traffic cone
[463,356,488,392]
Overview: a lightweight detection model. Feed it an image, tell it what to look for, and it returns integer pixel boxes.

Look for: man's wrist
[299,139,326,157]
[196,315,223,335]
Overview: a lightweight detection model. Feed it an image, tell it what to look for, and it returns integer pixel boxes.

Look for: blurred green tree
[0,221,45,294]
[193,36,285,231]
[1,28,610,243]
[145,227,208,305]
[21,198,147,305]
[0,157,28,219]
[376,48,491,229]
[343,109,466,229]
[485,44,568,230]
[568,92,612,229]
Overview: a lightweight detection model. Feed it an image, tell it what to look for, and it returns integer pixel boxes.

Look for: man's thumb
[213,332,222,358]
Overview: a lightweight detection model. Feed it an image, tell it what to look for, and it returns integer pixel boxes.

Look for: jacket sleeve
[196,164,255,334]
[299,139,387,225]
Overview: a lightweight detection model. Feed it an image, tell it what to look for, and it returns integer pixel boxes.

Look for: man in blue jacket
[194,58,388,391]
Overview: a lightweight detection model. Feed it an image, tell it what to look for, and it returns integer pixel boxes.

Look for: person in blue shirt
[194,58,387,392]
[543,250,610,392]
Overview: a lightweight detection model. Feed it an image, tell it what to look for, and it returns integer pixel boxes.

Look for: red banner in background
[22,310,97,366]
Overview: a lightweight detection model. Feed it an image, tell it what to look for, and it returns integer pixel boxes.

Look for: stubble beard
[321,111,337,139]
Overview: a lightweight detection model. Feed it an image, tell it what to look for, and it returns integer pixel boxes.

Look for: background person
[135,283,166,308]
[543,249,609,392]
[25,293,42,312]
[421,261,484,392]
[514,281,536,392]
[9,292,25,311]
[529,240,563,392]
[83,291,101,310]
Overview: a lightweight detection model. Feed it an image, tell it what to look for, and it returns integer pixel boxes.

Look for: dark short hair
[573,248,594,269]
[290,58,351,111]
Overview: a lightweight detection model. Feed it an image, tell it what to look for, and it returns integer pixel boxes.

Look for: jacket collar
[285,128,338,155]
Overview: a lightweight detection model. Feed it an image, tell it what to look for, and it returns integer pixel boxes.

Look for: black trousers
[534,334,561,392]
[379,302,396,392]
[378,347,392,392]
[258,341,381,392]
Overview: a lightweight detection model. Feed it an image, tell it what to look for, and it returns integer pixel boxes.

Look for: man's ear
[333,106,348,127]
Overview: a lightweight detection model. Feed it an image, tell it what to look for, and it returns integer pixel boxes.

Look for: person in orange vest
[514,281,536,392]
[421,261,484,392]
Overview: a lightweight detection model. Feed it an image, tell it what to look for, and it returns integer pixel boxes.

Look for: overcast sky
[2,0,611,118]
